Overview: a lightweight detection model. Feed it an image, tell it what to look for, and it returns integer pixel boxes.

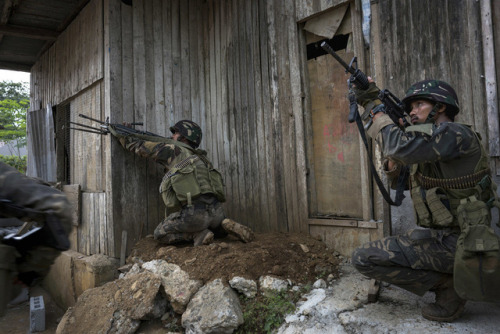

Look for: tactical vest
[408,123,495,229]
[159,143,225,214]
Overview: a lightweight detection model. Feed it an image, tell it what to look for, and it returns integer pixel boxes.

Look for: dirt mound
[127,232,340,285]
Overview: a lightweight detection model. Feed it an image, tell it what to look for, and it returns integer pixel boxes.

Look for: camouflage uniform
[352,80,494,296]
[0,162,72,316]
[111,120,253,246]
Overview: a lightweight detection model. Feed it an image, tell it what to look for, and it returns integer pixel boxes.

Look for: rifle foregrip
[351,70,370,90]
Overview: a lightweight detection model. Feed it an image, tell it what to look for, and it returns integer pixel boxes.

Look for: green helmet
[170,120,202,147]
[402,80,460,115]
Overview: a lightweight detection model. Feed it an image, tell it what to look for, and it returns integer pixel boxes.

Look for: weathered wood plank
[180,0,191,120]
[162,0,174,130]
[482,0,500,156]
[144,0,160,234]
[98,192,106,254]
[266,0,286,231]
[130,0,149,250]
[103,0,124,258]
[218,0,231,213]
[233,0,246,221]
[276,0,296,232]
[63,184,81,227]
[207,0,216,166]
[467,0,487,140]
[224,0,237,219]
[189,0,201,125]
[244,0,259,230]
[294,0,349,22]
[250,0,268,227]
[259,0,276,229]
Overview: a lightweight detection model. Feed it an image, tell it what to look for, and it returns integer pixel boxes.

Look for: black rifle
[70,114,163,138]
[320,41,409,129]
[320,41,409,206]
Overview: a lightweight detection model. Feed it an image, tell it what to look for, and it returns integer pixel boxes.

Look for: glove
[352,82,383,118]
[107,124,119,137]
[107,125,129,147]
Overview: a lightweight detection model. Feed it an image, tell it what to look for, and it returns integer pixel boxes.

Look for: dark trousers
[352,228,458,296]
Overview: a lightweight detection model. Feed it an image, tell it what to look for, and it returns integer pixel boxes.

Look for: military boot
[421,275,466,322]
[193,229,214,246]
[221,219,254,243]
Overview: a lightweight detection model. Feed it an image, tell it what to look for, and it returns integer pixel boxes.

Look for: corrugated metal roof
[0,0,90,72]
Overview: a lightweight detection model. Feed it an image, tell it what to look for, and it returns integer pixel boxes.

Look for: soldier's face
[172,132,181,141]
[409,99,434,124]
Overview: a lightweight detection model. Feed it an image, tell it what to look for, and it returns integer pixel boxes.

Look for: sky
[0,69,30,83]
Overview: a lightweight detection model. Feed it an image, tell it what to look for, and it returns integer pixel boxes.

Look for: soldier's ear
[435,103,445,113]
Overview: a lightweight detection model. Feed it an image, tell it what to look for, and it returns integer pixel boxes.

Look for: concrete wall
[43,250,119,310]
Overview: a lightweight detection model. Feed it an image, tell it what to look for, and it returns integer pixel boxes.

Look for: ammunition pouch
[454,196,500,302]
[411,186,454,228]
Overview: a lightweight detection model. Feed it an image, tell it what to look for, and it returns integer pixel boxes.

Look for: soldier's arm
[370,121,475,165]
[0,162,72,233]
[116,135,183,168]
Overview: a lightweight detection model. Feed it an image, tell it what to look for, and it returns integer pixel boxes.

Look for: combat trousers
[352,228,458,296]
[154,195,225,244]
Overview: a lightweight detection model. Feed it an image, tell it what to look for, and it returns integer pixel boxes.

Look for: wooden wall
[30,0,106,255]
[369,0,499,236]
[28,0,498,258]
[106,0,317,255]
[30,0,103,109]
[372,0,489,144]
[295,0,350,22]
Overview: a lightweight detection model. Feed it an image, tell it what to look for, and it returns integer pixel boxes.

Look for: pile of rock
[56,259,306,334]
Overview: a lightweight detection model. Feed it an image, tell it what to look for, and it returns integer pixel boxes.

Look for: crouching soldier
[351,79,500,322]
[0,162,72,317]
[109,120,254,246]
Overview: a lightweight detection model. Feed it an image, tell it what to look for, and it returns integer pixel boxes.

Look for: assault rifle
[320,41,409,206]
[70,114,163,138]
[320,41,410,129]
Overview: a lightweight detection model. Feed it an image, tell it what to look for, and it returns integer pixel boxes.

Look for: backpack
[454,193,500,302]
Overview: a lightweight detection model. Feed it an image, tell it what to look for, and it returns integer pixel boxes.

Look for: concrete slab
[278,262,500,334]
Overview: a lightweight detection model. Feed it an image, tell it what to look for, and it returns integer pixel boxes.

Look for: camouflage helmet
[402,80,460,115]
[170,120,202,147]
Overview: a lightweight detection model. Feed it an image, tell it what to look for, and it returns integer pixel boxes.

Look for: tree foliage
[0,80,29,156]
[0,154,27,174]
[0,81,28,101]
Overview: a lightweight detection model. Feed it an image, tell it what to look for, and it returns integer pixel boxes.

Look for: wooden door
[307,49,363,219]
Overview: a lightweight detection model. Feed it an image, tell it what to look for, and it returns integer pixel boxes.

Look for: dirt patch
[2,232,340,333]
[127,232,341,285]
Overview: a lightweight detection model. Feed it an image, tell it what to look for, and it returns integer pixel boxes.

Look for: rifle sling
[353,105,408,206]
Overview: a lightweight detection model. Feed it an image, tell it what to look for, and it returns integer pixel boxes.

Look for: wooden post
[120,230,127,267]
[480,0,499,157]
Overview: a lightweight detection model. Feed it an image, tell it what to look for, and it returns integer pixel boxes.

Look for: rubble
[182,279,243,334]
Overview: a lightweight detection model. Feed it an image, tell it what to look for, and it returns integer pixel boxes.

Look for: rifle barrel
[320,42,354,74]
[69,127,107,135]
[79,114,105,124]
[70,121,102,131]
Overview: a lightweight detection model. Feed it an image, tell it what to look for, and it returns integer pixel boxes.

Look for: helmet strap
[425,102,442,123]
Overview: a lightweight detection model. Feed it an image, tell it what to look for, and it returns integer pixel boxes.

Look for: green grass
[236,284,313,334]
